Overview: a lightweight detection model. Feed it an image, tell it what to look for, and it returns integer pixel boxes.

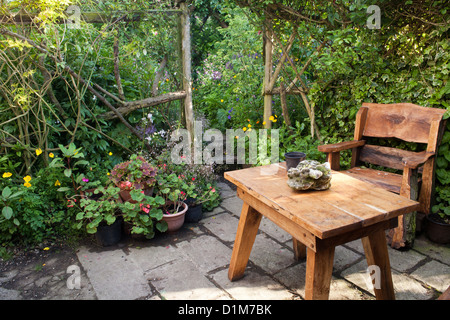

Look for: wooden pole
[180,1,194,141]
[263,17,273,129]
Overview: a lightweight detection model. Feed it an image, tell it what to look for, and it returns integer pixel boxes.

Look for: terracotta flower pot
[119,186,154,203]
[162,201,188,232]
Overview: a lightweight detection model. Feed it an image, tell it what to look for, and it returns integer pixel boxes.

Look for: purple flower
[82,178,89,183]
[228,115,231,120]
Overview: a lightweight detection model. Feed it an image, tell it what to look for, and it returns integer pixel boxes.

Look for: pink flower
[192,177,195,181]
[140,203,150,214]
[82,178,89,183]
[211,188,216,193]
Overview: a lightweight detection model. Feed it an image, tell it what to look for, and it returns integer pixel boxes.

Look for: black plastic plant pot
[95,218,123,247]
[185,202,203,223]
[284,152,306,171]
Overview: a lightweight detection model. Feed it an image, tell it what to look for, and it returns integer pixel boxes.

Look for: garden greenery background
[0,0,449,254]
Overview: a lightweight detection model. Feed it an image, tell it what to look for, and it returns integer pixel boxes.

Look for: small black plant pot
[284,152,306,171]
[185,203,203,223]
[95,218,123,247]
[425,213,450,244]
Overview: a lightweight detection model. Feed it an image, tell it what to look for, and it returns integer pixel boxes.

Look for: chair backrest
[360,103,446,144]
[353,103,447,171]
[353,103,447,214]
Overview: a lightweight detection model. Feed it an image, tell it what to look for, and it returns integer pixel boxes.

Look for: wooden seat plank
[344,167,402,194]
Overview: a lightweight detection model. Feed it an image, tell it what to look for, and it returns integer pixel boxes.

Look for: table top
[224,163,420,239]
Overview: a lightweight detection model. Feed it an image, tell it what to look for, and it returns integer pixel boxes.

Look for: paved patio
[1,180,449,300]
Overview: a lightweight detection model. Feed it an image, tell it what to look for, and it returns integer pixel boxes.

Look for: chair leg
[388,168,419,249]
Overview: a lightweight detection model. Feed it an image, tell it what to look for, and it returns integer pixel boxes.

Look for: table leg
[293,238,306,260]
[361,229,395,300]
[304,244,335,300]
[228,202,262,281]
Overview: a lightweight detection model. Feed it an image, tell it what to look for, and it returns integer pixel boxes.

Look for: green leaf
[2,186,11,198]
[2,206,13,220]
[156,221,168,233]
[9,191,24,199]
[76,212,85,220]
[105,215,116,225]
[64,168,72,178]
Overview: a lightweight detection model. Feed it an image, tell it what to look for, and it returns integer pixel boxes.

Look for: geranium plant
[189,183,219,208]
[121,189,168,238]
[75,185,123,234]
[110,154,157,191]
[155,172,195,214]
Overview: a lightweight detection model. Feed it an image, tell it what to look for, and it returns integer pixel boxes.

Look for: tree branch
[101,91,186,120]
[113,34,126,101]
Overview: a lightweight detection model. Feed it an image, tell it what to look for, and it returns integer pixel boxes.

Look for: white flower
[147,113,153,122]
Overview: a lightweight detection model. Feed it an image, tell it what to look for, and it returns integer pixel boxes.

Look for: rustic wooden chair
[318,103,447,249]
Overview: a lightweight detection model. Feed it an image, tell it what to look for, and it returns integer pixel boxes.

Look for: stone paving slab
[211,268,295,300]
[145,259,229,300]
[77,246,151,300]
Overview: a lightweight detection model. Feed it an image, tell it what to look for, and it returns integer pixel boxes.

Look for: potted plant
[185,183,219,223]
[121,189,168,239]
[75,185,124,246]
[155,172,193,232]
[425,208,450,244]
[110,154,157,203]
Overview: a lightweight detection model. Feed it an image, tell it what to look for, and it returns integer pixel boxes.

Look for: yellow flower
[108,152,113,156]
[243,127,247,132]
[269,116,277,122]
[36,148,43,156]
[43,247,50,251]
[23,175,31,182]
[54,179,61,186]
[49,153,54,158]
[2,172,12,178]
[24,182,31,188]
[220,99,224,103]
[263,121,266,125]
[248,128,252,132]
[248,124,252,128]
[107,172,110,176]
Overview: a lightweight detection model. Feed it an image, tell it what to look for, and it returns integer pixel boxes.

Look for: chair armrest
[318,140,366,153]
[402,152,435,169]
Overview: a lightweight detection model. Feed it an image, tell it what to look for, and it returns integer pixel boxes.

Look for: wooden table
[224,163,420,300]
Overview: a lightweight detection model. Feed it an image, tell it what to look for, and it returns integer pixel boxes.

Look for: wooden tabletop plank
[224,163,419,239]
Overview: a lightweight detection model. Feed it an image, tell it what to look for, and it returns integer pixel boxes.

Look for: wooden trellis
[0,0,195,144]
[261,15,324,140]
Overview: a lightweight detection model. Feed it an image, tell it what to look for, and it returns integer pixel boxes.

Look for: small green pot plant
[156,173,194,214]
[75,185,124,236]
[121,189,168,239]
